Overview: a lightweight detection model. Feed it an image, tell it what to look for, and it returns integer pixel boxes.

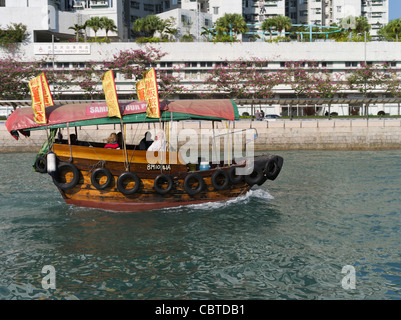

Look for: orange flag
[102,70,121,118]
[136,79,146,101]
[29,72,54,124]
[143,68,160,119]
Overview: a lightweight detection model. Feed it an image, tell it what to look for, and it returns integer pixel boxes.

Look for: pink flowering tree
[103,46,185,98]
[346,62,385,115]
[203,58,279,99]
[69,61,103,99]
[0,56,40,100]
[382,62,401,115]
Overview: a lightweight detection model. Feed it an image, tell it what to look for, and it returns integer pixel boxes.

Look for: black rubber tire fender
[183,172,205,196]
[228,166,243,184]
[264,157,280,180]
[91,167,113,190]
[244,166,264,186]
[211,169,230,191]
[34,156,47,173]
[53,162,80,191]
[154,174,173,195]
[117,172,141,195]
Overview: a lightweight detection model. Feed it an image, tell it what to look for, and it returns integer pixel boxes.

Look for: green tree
[162,17,178,41]
[261,18,276,40]
[100,17,118,41]
[68,24,85,42]
[378,18,401,41]
[132,15,166,38]
[271,15,292,37]
[0,23,28,48]
[85,16,103,39]
[354,16,371,34]
[215,13,248,41]
[340,16,370,41]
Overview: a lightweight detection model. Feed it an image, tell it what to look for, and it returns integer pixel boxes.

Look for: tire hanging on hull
[183,173,205,196]
[91,167,113,190]
[211,169,230,190]
[117,172,141,195]
[52,162,80,191]
[154,174,173,195]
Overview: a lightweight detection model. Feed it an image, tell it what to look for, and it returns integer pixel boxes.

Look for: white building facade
[286,0,388,37]
[0,0,390,43]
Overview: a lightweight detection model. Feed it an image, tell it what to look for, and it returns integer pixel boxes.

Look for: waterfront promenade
[2,118,401,152]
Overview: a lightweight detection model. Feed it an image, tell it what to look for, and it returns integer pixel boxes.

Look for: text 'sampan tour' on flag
[29,72,54,124]
[101,70,121,119]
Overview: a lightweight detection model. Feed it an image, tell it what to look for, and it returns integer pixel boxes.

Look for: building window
[144,3,154,11]
[181,15,191,24]
[130,1,139,9]
[0,0,5,7]
[345,62,358,67]
[213,7,219,14]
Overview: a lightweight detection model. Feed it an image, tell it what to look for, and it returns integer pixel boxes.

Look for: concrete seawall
[1,118,401,152]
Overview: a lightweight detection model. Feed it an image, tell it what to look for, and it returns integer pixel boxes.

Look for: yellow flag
[102,70,121,118]
[29,72,53,124]
[136,79,146,101]
[40,72,54,107]
[143,68,160,119]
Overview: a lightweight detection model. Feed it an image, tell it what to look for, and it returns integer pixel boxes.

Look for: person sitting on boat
[139,131,153,150]
[70,134,78,145]
[104,132,120,149]
[148,132,167,152]
[117,132,123,147]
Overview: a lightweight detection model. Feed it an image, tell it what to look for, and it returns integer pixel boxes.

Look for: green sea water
[0,150,400,300]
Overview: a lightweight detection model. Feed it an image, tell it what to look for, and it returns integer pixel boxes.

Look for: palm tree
[387,19,401,42]
[201,27,216,41]
[215,13,248,40]
[68,24,85,42]
[85,16,103,39]
[100,17,118,41]
[355,16,371,34]
[132,15,166,38]
[261,18,276,40]
[272,15,292,37]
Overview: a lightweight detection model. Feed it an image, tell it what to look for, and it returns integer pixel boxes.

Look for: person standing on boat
[104,132,120,149]
[139,131,153,150]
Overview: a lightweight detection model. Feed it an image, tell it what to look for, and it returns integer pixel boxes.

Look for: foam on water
[162,187,274,213]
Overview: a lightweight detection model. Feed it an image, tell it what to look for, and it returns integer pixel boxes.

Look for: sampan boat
[5,99,283,212]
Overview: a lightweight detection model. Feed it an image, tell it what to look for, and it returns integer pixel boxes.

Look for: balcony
[73,0,85,9]
[90,0,109,8]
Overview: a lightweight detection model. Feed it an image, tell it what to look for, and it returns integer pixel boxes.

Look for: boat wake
[168,187,274,212]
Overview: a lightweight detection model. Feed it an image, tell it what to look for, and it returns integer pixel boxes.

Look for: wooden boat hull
[46,144,282,212]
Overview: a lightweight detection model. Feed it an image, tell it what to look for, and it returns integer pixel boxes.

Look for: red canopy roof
[5,99,238,134]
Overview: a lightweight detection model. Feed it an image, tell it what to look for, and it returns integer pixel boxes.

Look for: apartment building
[285,0,388,37]
[0,0,127,41]
[0,0,389,42]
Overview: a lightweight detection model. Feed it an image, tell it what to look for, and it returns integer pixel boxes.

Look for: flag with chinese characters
[102,70,121,118]
[143,68,160,119]
[28,72,54,124]
[136,79,146,101]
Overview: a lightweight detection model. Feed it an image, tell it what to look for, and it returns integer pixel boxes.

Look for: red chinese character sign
[143,68,160,119]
